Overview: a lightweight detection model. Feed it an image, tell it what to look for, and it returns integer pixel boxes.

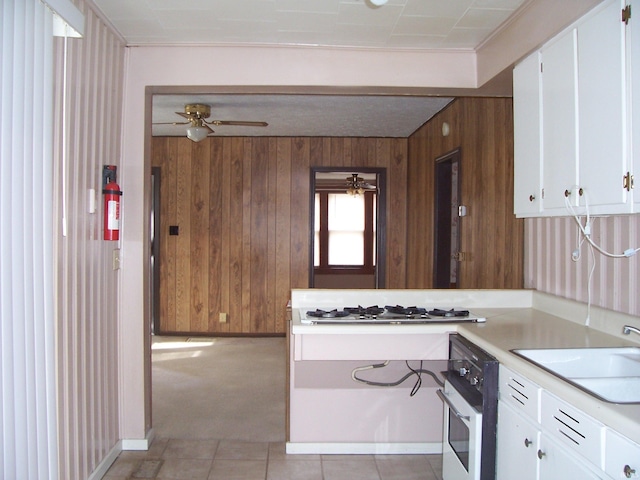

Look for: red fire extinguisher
[103,166,122,241]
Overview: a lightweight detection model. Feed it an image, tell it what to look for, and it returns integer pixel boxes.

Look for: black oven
[438,334,498,480]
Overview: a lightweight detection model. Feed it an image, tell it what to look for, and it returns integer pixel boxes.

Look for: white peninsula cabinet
[513,0,637,217]
[497,365,640,479]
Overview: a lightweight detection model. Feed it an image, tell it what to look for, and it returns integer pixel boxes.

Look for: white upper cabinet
[513,52,543,215]
[632,1,640,210]
[540,29,579,212]
[513,0,636,217]
[577,0,628,212]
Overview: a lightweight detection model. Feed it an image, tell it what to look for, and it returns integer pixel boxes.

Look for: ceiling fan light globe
[369,0,387,6]
[186,126,210,142]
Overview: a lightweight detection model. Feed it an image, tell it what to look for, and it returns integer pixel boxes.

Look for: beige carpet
[151,336,286,442]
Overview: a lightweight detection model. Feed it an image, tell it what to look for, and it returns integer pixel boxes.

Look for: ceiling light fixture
[186,121,210,142]
[368,0,388,6]
[152,103,268,142]
[346,174,366,196]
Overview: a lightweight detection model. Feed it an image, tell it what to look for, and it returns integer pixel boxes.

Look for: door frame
[433,149,461,288]
[308,166,387,288]
[150,167,161,334]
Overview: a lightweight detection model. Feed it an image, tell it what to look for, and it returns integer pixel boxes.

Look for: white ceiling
[92,0,527,50]
[93,0,528,137]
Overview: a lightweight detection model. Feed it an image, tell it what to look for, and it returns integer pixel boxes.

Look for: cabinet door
[578,0,629,212]
[497,401,539,480]
[513,52,543,217]
[541,29,579,211]
[605,429,640,479]
[631,0,640,210]
[537,435,603,480]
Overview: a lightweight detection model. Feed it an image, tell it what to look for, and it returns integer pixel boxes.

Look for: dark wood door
[433,149,461,288]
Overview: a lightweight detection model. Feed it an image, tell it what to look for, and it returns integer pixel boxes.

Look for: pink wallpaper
[525,214,640,317]
[53,1,126,478]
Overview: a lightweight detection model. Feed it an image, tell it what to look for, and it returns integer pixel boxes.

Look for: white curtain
[0,0,59,478]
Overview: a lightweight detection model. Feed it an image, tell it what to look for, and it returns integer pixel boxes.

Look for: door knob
[524,438,532,447]
[537,449,546,459]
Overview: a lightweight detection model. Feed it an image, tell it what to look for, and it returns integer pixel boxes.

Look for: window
[314,190,376,274]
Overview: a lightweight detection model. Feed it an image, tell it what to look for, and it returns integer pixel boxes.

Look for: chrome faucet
[622,325,640,336]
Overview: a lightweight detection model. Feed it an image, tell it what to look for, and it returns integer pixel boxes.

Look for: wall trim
[285,442,442,455]
[121,428,155,451]
[87,441,121,480]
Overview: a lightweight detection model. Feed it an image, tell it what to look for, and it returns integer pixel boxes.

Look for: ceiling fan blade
[204,123,215,134]
[208,120,268,127]
[153,121,189,126]
[175,111,191,119]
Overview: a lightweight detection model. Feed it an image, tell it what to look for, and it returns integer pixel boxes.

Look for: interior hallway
[104,337,443,479]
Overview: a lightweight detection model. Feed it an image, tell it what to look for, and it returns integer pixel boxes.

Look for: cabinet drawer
[499,365,541,421]
[540,390,604,468]
[605,429,640,479]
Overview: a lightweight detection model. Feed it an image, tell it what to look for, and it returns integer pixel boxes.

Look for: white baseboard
[285,442,442,455]
[121,428,155,451]
[87,441,122,480]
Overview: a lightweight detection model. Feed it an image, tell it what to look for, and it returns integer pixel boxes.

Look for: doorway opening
[309,167,386,289]
[433,149,461,289]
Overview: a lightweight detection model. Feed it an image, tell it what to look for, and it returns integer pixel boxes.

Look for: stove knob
[458,367,468,377]
[469,376,480,386]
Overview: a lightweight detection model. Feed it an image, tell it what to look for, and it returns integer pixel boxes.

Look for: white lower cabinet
[605,429,640,479]
[497,400,603,480]
[497,401,539,480]
[536,433,603,480]
[497,365,640,480]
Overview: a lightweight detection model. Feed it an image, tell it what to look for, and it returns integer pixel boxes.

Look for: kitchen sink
[511,347,640,404]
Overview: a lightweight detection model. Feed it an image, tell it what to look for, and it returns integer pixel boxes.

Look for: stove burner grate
[344,305,385,317]
[306,309,351,318]
[385,305,428,317]
[428,308,470,318]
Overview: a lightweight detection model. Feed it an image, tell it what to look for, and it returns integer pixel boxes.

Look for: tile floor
[103,337,443,479]
[104,438,443,479]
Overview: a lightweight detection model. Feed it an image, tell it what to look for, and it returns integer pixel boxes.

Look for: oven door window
[448,409,470,471]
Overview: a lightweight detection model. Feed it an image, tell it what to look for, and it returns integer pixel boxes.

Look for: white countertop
[456,307,640,446]
[289,289,640,445]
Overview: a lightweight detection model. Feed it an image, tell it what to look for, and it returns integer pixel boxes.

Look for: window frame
[314,189,376,275]
[309,167,387,288]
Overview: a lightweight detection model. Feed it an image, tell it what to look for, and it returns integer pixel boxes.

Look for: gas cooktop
[299,305,486,325]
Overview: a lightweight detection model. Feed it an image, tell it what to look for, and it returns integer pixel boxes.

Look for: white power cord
[564,189,640,326]
[564,190,640,259]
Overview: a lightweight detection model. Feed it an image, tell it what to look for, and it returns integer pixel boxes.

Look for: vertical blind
[0,0,80,477]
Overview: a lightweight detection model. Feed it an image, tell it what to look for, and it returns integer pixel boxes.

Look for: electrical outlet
[219,312,228,323]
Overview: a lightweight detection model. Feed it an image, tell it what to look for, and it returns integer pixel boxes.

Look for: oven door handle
[437,388,470,422]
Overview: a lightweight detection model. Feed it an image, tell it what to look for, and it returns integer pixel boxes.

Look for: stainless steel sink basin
[511,347,640,404]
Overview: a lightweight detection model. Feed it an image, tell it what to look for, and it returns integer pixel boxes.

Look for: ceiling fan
[346,173,376,196]
[154,103,268,142]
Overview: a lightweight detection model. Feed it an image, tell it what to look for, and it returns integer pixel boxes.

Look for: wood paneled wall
[151,137,408,334]
[407,97,524,289]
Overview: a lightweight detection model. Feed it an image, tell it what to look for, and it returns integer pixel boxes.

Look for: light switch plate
[113,249,120,270]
